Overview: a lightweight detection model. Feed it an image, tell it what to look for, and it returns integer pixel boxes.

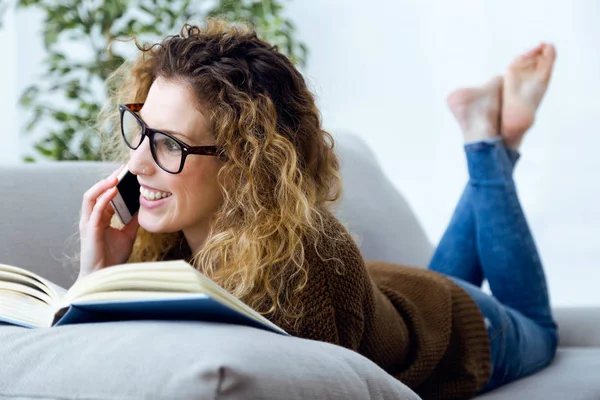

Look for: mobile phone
[110,167,141,225]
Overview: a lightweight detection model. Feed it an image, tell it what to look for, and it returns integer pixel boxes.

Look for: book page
[63,260,286,335]
[46,280,67,298]
[0,281,54,304]
[0,264,63,304]
[0,290,54,328]
[69,290,206,303]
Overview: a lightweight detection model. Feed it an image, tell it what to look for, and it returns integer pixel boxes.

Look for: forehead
[140,77,211,141]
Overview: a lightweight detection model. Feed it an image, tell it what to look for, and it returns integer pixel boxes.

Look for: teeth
[140,186,172,201]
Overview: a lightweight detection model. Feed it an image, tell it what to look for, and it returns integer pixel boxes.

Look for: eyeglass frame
[119,103,225,174]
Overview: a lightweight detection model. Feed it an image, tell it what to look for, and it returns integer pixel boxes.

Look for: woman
[78,19,558,399]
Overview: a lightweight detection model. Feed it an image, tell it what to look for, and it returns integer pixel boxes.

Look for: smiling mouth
[140,186,172,201]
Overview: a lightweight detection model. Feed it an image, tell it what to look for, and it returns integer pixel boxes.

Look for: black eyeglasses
[119,103,224,174]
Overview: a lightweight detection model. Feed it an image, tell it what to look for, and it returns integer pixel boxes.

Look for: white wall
[287,0,600,307]
[1,1,599,306]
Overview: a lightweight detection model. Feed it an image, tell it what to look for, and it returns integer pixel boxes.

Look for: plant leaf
[10,0,309,161]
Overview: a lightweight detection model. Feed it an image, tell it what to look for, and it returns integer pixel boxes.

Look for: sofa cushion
[0,162,117,288]
[474,348,600,400]
[334,133,434,267]
[552,307,600,347]
[0,321,420,400]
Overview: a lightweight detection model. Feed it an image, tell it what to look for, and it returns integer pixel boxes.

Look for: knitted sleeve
[276,214,370,350]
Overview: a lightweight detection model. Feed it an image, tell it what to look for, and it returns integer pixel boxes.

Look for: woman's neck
[182,221,211,255]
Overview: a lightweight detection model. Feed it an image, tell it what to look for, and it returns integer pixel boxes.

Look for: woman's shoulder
[275,210,370,345]
[304,209,368,282]
[300,209,373,331]
[310,209,362,255]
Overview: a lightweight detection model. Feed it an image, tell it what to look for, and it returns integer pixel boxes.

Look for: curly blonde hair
[99,19,342,324]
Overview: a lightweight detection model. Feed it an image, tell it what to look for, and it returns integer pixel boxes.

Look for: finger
[108,163,127,180]
[121,213,140,240]
[88,187,118,229]
[100,202,116,226]
[106,164,126,185]
[82,179,118,221]
[81,165,125,221]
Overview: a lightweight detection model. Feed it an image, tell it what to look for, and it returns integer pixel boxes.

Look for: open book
[0,260,287,335]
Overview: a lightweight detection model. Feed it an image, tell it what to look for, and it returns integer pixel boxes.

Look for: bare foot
[447,76,503,143]
[502,43,556,149]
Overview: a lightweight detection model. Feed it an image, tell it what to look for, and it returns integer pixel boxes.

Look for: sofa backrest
[0,133,433,288]
[0,161,116,286]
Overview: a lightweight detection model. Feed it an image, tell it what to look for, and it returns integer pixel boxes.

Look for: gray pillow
[0,321,420,400]
[333,133,434,268]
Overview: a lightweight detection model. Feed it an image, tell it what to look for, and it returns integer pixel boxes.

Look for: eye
[154,132,182,154]
[165,137,180,152]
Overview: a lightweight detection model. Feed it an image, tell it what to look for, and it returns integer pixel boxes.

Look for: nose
[127,135,154,176]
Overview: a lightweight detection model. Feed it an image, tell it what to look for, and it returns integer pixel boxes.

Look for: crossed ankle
[464,136,503,146]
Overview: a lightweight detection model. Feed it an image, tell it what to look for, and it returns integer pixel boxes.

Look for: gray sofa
[1,133,599,399]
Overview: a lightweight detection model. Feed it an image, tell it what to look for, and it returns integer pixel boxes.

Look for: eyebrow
[159,128,195,142]
[138,111,196,143]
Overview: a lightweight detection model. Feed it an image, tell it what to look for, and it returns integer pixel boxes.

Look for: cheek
[175,163,223,211]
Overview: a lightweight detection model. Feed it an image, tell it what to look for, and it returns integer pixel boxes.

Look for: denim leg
[462,139,558,390]
[466,139,555,327]
[450,277,558,392]
[428,140,519,287]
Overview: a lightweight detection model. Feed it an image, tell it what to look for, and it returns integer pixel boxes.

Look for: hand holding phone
[110,167,141,225]
[77,164,141,282]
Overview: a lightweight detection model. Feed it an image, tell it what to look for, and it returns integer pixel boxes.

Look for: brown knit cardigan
[170,211,492,399]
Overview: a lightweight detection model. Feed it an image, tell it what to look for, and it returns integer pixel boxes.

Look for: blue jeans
[428,138,558,393]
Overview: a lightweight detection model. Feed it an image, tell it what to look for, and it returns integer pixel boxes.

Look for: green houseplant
[2,0,307,161]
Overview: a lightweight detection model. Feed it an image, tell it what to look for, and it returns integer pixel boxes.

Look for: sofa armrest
[553,307,600,347]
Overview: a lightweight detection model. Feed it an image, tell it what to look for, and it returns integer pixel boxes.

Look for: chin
[137,211,177,234]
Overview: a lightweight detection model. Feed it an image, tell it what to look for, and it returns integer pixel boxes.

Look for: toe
[511,43,544,69]
[523,44,543,59]
[542,43,557,63]
[537,43,556,80]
